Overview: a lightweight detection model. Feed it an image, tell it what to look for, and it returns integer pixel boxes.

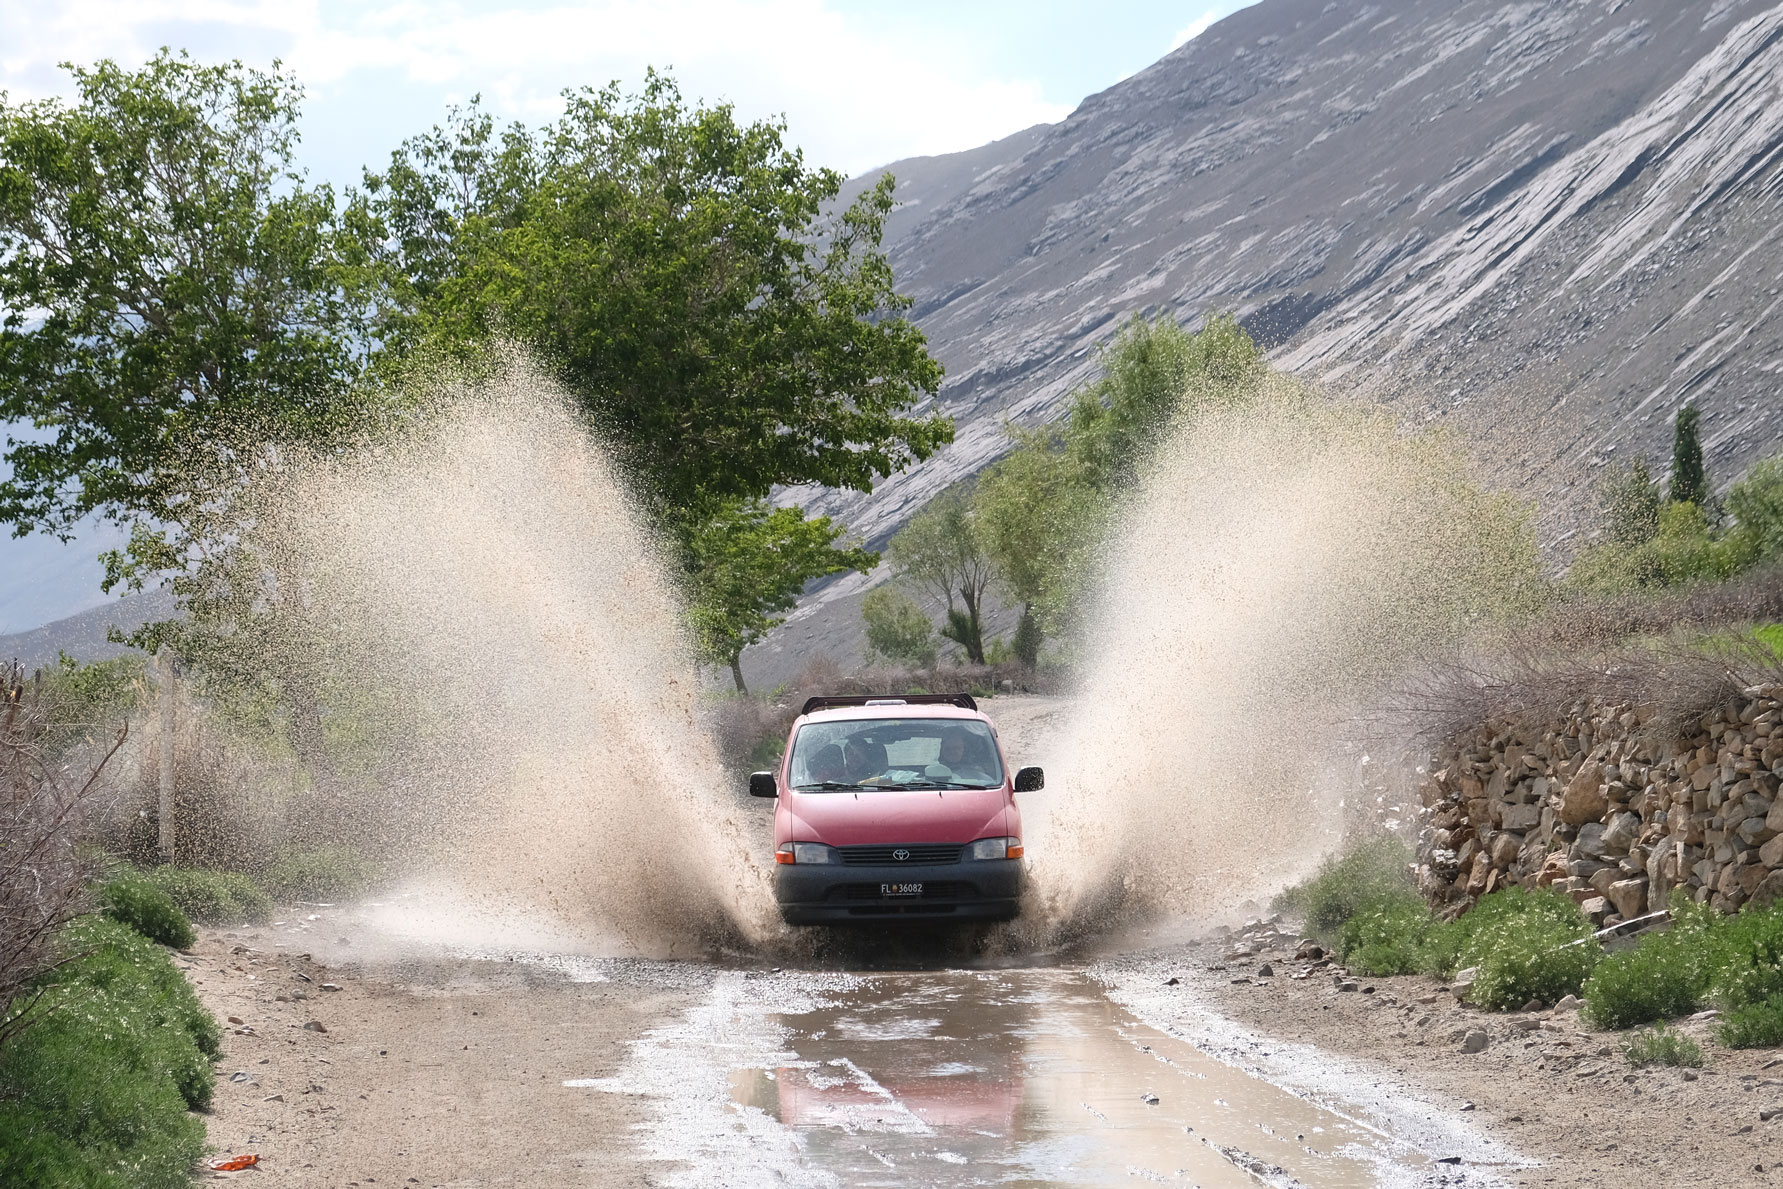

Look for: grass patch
[1583,903,1718,1030]
[1621,1023,1705,1068]
[0,917,217,1187]
[260,845,377,902]
[97,872,195,950]
[1755,623,1783,656]
[148,866,272,925]
[1275,838,1417,943]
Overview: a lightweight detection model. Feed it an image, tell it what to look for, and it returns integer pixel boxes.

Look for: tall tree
[684,501,874,693]
[1671,403,1706,508]
[0,52,372,550]
[888,491,993,664]
[355,75,949,526]
[1599,457,1661,547]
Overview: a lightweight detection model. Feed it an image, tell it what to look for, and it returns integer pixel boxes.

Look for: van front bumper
[773,857,1023,925]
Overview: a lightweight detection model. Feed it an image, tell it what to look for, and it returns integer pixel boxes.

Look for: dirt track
[181,694,1783,1187]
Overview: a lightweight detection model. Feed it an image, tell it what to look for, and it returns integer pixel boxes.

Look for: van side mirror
[1013,766,1044,793]
[748,771,778,799]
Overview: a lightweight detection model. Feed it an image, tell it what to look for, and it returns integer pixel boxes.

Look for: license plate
[880,882,923,897]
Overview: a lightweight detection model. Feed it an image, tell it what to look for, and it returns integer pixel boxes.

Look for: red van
[749,694,1042,924]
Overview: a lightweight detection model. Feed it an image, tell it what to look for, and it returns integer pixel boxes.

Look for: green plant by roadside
[1621,1023,1705,1068]
[98,873,195,950]
[1583,902,1719,1030]
[1446,889,1600,1010]
[260,845,377,902]
[1275,837,1417,942]
[0,917,218,1187]
[1717,996,1783,1048]
[148,866,272,925]
[1336,894,1437,976]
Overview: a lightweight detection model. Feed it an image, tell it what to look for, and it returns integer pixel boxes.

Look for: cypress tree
[1670,404,1706,507]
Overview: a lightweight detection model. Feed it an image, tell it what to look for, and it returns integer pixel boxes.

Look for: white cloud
[1171,10,1219,49]
[0,0,1073,175]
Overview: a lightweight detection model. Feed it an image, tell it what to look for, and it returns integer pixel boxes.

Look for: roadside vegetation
[1287,835,1783,1060]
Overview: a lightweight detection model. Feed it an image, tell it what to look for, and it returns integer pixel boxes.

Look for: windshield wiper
[794,781,871,791]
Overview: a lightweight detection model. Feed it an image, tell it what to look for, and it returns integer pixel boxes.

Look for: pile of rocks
[1416,682,1783,925]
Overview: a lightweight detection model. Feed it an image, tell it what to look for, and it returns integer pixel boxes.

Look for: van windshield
[789,718,1005,791]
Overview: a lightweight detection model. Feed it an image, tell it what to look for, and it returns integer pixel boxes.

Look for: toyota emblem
[893,849,910,861]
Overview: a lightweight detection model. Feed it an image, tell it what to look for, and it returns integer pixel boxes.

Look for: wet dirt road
[720,967,1443,1186]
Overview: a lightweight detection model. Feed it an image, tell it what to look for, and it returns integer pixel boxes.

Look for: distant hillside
[742,0,1783,688]
[0,589,174,671]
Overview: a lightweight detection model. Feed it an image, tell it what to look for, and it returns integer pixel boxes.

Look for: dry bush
[1389,637,1783,750]
[0,665,125,1046]
[1534,565,1783,647]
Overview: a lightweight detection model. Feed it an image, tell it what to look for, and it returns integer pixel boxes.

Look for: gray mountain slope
[743,0,1783,687]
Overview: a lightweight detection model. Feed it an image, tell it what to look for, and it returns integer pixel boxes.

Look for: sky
[0,0,1253,634]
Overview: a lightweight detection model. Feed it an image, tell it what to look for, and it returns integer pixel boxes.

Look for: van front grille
[838,844,964,866]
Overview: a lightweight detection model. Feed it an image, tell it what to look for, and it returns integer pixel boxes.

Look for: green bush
[1583,904,1719,1029]
[1704,899,1783,1012]
[1437,889,1599,1009]
[1757,624,1783,657]
[1621,1024,1705,1068]
[147,866,272,925]
[1275,838,1416,944]
[1717,996,1783,1049]
[0,918,217,1187]
[98,873,195,950]
[1335,892,1437,976]
[260,845,377,902]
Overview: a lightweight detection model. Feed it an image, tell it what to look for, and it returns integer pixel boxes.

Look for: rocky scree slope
[759,0,1783,684]
[817,0,1783,547]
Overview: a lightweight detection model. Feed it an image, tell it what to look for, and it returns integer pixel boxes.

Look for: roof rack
[799,693,978,716]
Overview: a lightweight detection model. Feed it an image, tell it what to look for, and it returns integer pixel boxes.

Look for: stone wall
[1416,681,1783,925]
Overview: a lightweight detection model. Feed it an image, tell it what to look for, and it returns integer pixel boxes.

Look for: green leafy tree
[969,312,1262,650]
[1727,457,1783,566]
[971,433,1106,654]
[685,501,874,693]
[1671,404,1706,508]
[355,75,948,526]
[1066,312,1264,490]
[0,52,373,548]
[888,491,993,664]
[860,585,937,668]
[1599,457,1661,548]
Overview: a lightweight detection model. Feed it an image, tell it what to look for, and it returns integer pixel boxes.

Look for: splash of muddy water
[1020,394,1533,942]
[262,358,773,952]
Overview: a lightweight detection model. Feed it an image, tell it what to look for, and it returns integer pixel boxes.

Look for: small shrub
[0,918,216,1187]
[147,867,272,925]
[260,845,377,902]
[1275,837,1415,944]
[1718,996,1783,1049]
[98,873,195,950]
[1583,904,1718,1029]
[1621,1024,1704,1068]
[1441,889,1600,1010]
[1336,892,1436,976]
[1706,899,1783,1013]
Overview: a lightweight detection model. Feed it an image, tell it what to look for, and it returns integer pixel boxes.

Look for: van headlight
[776,842,840,865]
[967,837,1024,860]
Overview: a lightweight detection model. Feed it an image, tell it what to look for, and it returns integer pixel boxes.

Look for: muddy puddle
[724,968,1447,1187]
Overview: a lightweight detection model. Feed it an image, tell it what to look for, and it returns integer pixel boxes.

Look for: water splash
[260,356,774,953]
[1020,392,1534,941]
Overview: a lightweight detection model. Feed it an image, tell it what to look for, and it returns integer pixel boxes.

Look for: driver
[928,730,995,785]
[843,738,884,784]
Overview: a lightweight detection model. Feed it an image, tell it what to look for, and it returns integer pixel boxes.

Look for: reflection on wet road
[730,968,1430,1187]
